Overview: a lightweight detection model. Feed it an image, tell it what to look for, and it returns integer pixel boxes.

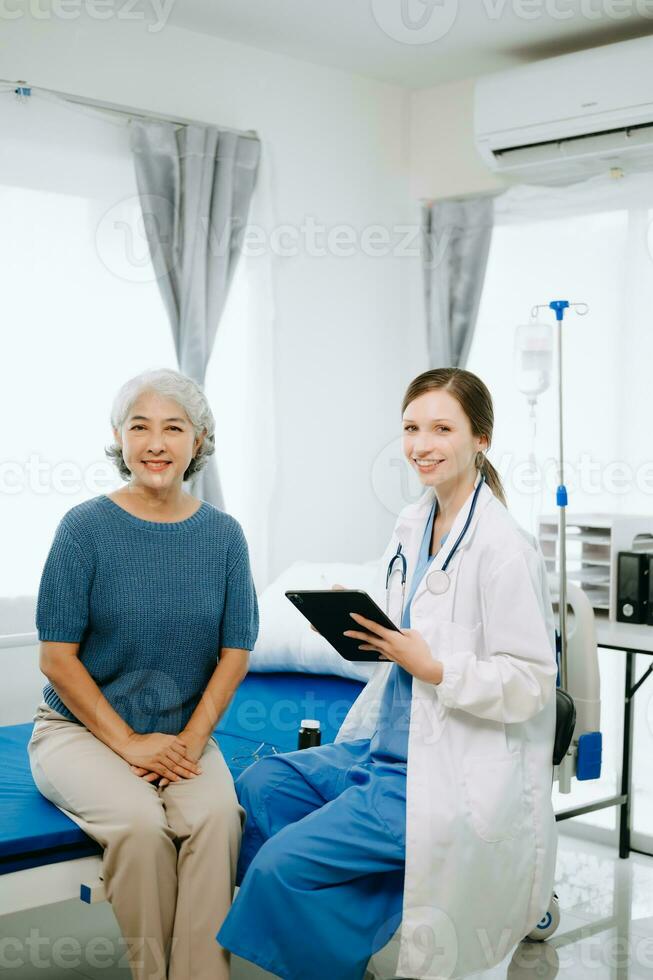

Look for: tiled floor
[1,832,652,979]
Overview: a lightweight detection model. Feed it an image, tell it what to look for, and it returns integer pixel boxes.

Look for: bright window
[0,95,175,598]
[0,93,263,600]
[468,201,653,847]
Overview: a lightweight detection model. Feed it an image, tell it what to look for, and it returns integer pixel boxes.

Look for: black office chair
[553,687,576,766]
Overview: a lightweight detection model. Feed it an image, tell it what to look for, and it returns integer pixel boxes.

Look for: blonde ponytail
[477,452,506,507]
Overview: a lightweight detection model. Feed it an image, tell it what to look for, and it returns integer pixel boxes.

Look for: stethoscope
[385,475,485,621]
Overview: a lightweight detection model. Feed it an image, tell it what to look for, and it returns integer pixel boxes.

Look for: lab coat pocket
[411,679,449,746]
[462,750,526,843]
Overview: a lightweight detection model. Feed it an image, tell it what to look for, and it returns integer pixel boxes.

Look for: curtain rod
[3,78,259,141]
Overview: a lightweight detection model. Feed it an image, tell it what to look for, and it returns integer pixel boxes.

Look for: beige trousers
[28,702,245,980]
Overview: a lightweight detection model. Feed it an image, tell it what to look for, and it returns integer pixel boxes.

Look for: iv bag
[514,321,553,399]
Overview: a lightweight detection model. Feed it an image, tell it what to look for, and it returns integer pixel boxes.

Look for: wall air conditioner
[474,34,653,185]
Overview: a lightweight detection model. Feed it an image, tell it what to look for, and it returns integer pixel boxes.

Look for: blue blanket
[0,673,364,875]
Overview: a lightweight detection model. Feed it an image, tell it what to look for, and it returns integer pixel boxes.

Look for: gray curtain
[422,195,495,369]
[130,121,261,507]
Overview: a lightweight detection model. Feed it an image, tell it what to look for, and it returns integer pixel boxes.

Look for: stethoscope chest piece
[385,475,485,620]
[425,568,450,595]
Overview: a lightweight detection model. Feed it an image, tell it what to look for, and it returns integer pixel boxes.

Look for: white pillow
[249,560,383,682]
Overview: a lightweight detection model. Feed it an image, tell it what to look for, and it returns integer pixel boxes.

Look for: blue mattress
[0,672,364,875]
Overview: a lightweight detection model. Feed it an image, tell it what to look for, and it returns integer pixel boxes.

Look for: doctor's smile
[412,456,444,471]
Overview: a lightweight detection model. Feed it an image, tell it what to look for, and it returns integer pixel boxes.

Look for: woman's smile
[413,457,445,473]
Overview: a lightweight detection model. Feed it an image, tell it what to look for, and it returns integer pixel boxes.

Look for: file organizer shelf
[537,514,653,621]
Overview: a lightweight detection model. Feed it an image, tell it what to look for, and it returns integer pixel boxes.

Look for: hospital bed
[0,671,366,915]
[0,570,602,952]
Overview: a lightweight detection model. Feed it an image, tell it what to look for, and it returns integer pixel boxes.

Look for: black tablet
[285,589,400,662]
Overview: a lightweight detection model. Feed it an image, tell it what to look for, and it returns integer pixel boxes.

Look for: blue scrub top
[369,499,448,765]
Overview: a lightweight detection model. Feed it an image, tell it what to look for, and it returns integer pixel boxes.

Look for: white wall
[409,76,505,201]
[2,13,424,583]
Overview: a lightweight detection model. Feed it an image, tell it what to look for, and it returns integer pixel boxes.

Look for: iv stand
[530,299,589,692]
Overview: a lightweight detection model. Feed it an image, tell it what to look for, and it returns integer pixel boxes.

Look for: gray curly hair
[105,368,216,483]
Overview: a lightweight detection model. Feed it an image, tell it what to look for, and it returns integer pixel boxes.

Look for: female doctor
[217,367,558,980]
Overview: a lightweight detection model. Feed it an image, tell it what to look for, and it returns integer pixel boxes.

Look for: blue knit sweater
[35,495,259,734]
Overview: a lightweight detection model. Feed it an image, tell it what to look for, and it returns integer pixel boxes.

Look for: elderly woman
[28,368,259,980]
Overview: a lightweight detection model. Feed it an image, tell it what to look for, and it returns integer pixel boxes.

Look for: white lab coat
[335,474,558,979]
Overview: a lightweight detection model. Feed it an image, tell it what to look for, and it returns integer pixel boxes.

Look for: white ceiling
[161,0,653,89]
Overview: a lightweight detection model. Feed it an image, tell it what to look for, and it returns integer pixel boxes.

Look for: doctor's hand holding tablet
[294,583,443,684]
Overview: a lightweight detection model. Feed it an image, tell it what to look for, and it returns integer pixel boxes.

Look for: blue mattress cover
[0,672,364,875]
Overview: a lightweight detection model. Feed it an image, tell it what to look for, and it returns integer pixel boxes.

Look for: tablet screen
[285,589,399,662]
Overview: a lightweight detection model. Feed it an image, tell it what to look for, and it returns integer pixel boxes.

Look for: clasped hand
[120,730,207,788]
[343,613,443,685]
